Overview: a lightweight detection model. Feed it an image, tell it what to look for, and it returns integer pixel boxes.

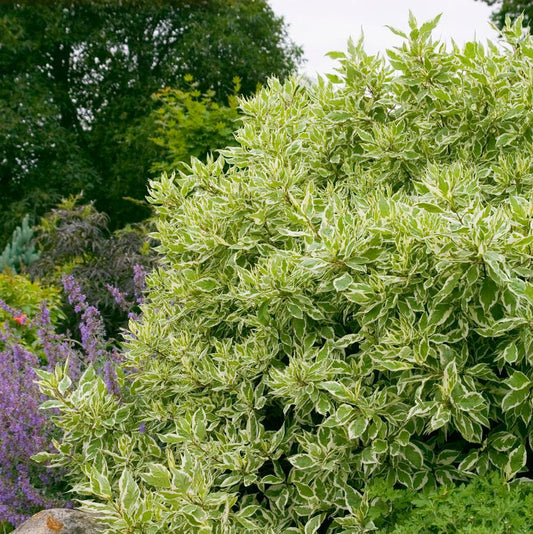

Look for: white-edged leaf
[505,444,527,478]
[141,464,171,489]
[500,342,519,364]
[119,469,140,514]
[333,272,353,291]
[505,370,530,391]
[347,417,368,440]
[305,514,326,534]
[502,388,529,412]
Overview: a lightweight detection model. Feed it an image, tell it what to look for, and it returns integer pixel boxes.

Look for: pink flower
[13,314,27,326]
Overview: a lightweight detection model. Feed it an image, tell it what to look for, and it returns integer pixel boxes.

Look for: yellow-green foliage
[150,77,241,174]
[0,272,63,349]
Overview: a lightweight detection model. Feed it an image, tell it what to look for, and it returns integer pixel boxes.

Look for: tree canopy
[0,0,303,242]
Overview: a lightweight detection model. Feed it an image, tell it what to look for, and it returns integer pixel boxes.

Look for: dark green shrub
[0,0,303,241]
[367,473,533,533]
[39,16,533,532]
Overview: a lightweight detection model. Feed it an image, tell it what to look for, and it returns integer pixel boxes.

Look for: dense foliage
[0,0,303,241]
[378,473,533,533]
[36,15,533,533]
[150,78,241,175]
[0,272,63,347]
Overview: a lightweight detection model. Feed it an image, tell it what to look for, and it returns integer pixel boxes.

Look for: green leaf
[57,374,72,395]
[40,399,65,410]
[141,464,171,489]
[192,409,207,440]
[479,277,498,312]
[119,469,140,514]
[294,481,314,499]
[476,317,527,337]
[403,443,424,469]
[428,303,453,327]
[377,359,413,371]
[430,405,451,430]
[500,342,519,364]
[416,202,445,213]
[289,454,314,469]
[458,450,479,472]
[420,14,442,35]
[505,371,530,391]
[490,432,517,452]
[454,392,485,412]
[344,485,362,512]
[348,417,368,440]
[325,51,346,59]
[305,514,325,534]
[505,444,526,478]
[510,235,533,248]
[373,439,388,454]
[496,133,516,147]
[287,300,303,319]
[436,449,460,466]
[454,412,482,443]
[385,25,408,39]
[320,381,353,401]
[31,451,55,463]
[333,272,354,291]
[195,278,218,291]
[336,404,357,425]
[91,469,112,500]
[502,388,529,412]
[261,474,284,485]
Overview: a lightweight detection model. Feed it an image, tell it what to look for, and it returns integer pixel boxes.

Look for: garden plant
[0,215,40,273]
[0,272,143,529]
[36,15,533,533]
[29,196,154,336]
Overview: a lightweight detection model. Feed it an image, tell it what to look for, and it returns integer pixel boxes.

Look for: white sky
[268,0,500,77]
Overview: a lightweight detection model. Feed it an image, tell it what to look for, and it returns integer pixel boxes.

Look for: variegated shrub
[38,15,533,533]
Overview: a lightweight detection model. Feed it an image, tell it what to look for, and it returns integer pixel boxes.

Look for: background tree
[477,0,533,29]
[0,0,303,243]
[150,77,242,175]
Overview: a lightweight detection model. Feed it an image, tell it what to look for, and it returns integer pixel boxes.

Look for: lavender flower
[0,341,64,525]
[0,275,135,526]
[133,264,146,305]
[63,275,107,364]
[106,283,129,311]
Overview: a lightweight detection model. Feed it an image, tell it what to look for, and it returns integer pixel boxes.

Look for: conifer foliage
[0,215,39,273]
[39,16,533,532]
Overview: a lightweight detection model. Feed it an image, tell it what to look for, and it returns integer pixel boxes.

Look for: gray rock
[12,508,104,534]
